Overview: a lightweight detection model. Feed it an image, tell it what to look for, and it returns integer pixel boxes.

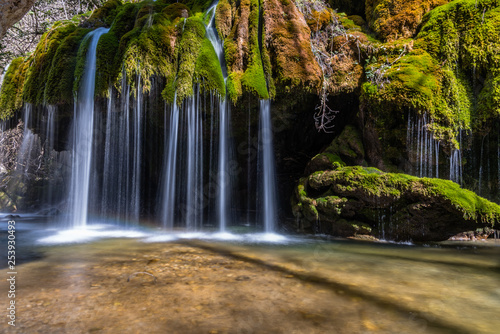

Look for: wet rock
[293,166,500,241]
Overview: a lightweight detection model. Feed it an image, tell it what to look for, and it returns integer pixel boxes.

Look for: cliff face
[1,0,500,240]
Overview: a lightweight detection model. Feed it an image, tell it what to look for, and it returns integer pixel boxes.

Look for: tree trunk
[0,0,37,39]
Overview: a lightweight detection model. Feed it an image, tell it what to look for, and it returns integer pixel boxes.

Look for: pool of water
[1,217,499,333]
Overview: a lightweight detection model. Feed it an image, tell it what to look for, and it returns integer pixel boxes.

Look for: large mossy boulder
[292,166,500,241]
[366,0,449,41]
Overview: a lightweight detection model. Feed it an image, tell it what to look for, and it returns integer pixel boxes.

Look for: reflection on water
[0,219,499,333]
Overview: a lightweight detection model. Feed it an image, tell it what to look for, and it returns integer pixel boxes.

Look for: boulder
[293,166,500,241]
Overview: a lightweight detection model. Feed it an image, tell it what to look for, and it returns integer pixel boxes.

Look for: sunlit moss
[195,38,225,96]
[85,0,123,28]
[0,58,29,120]
[303,166,500,225]
[23,22,78,105]
[46,28,91,104]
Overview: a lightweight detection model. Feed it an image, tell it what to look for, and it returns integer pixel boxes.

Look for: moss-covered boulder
[262,0,322,97]
[0,57,29,120]
[293,166,500,241]
[305,125,365,174]
[366,0,449,41]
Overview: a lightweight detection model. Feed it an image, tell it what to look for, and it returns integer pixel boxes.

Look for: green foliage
[222,0,270,102]
[177,0,213,13]
[362,46,473,148]
[161,15,206,104]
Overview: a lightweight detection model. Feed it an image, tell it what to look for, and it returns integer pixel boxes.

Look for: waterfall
[98,75,142,223]
[407,112,439,178]
[185,92,204,230]
[67,27,109,228]
[206,2,232,232]
[449,148,462,184]
[16,105,34,175]
[131,73,142,221]
[43,105,57,204]
[259,100,277,232]
[161,95,180,229]
[160,91,206,229]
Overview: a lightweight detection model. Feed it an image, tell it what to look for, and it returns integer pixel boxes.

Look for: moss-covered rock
[293,166,500,241]
[23,21,78,105]
[263,0,322,96]
[166,15,205,104]
[85,0,123,28]
[46,27,91,104]
[195,38,226,95]
[305,124,365,174]
[366,0,449,41]
[0,57,29,120]
[417,0,500,130]
[220,0,269,101]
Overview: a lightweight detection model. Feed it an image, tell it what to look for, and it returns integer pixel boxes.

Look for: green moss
[240,0,269,99]
[417,0,500,128]
[89,2,142,94]
[362,47,472,148]
[227,71,243,103]
[163,3,192,20]
[121,11,178,96]
[160,15,205,104]
[215,0,231,39]
[23,22,78,105]
[177,0,213,13]
[175,16,205,103]
[310,166,500,224]
[73,32,93,95]
[194,38,225,96]
[86,0,123,28]
[0,58,29,119]
[45,28,91,104]
[477,71,500,125]
[222,0,269,101]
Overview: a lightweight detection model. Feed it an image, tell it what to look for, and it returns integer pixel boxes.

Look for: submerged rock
[292,166,500,241]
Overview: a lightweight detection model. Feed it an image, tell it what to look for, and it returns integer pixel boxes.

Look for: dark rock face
[293,166,500,241]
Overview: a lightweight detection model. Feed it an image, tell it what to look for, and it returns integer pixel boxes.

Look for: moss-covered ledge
[292,166,500,241]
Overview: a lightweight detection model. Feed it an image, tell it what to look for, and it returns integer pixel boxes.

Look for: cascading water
[67,27,109,228]
[407,112,467,185]
[407,112,440,178]
[185,92,204,230]
[259,100,277,232]
[206,2,231,232]
[160,91,206,229]
[98,74,142,223]
[161,95,180,229]
[131,73,143,221]
[16,104,35,175]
